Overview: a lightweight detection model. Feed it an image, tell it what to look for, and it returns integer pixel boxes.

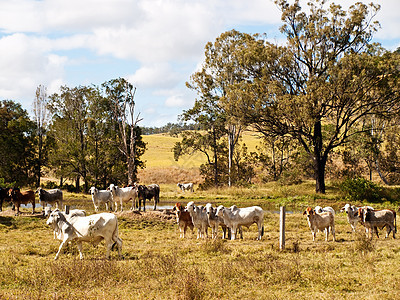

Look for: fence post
[279,206,286,250]
[65,205,70,215]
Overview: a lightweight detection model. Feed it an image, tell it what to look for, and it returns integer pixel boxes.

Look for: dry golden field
[138,131,262,184]
[1,184,400,299]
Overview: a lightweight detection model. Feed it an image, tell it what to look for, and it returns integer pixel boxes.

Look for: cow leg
[143,199,146,212]
[120,200,123,212]
[231,226,237,240]
[76,241,84,260]
[54,239,69,260]
[181,224,186,238]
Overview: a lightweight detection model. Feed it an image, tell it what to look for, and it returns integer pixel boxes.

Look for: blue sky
[1,0,399,127]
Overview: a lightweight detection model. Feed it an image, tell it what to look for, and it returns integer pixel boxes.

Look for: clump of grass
[353,232,375,253]
[175,266,206,300]
[201,238,229,254]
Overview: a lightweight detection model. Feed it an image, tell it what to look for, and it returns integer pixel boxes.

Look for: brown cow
[172,202,194,238]
[358,207,396,239]
[8,188,35,215]
[303,207,335,242]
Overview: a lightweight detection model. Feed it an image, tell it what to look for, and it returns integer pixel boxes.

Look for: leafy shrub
[339,177,383,203]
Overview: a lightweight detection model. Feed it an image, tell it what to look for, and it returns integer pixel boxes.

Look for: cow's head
[216,205,225,217]
[90,187,97,195]
[186,201,195,212]
[205,203,213,215]
[46,209,64,226]
[303,207,314,217]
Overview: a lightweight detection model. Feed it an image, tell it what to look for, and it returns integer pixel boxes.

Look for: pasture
[1,183,400,299]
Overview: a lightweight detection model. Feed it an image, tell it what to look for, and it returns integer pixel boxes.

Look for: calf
[186,201,209,239]
[205,203,228,239]
[358,207,396,239]
[177,183,194,192]
[8,188,35,215]
[172,202,194,238]
[216,205,264,240]
[36,188,63,212]
[90,187,113,212]
[303,207,335,242]
[136,184,160,211]
[46,210,123,260]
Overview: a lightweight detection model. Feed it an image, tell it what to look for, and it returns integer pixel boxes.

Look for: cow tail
[261,226,264,237]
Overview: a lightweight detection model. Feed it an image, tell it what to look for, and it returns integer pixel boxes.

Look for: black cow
[0,187,11,212]
[136,184,160,211]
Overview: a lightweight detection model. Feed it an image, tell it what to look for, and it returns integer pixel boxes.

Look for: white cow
[46,210,123,260]
[304,207,335,242]
[314,206,335,215]
[90,187,113,212]
[177,183,194,192]
[109,184,137,212]
[186,201,209,239]
[216,205,264,240]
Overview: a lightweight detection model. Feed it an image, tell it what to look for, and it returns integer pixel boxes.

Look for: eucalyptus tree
[228,0,400,193]
[32,84,50,187]
[184,30,252,186]
[48,86,92,191]
[174,95,227,187]
[102,78,145,185]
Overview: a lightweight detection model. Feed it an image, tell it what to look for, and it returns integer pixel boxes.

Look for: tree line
[173,0,400,193]
[0,78,146,192]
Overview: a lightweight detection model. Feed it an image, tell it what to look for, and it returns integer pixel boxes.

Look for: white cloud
[0,34,66,103]
[127,63,180,89]
[165,95,186,108]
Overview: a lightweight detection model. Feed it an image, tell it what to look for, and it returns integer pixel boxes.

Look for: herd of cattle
[0,183,398,260]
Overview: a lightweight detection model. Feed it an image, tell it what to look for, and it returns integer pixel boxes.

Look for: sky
[1,0,400,127]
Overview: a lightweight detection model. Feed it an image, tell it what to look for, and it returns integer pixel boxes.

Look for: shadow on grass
[0,216,14,227]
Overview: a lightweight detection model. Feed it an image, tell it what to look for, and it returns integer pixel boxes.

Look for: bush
[339,177,383,203]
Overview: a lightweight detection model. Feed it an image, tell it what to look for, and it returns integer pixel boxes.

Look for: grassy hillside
[141,131,262,168]
[138,131,263,184]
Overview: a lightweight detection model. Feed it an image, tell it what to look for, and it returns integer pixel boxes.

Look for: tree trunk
[75,176,80,192]
[36,133,42,187]
[314,120,326,194]
[315,157,326,193]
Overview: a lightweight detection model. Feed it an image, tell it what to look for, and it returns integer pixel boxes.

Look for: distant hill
[137,131,262,184]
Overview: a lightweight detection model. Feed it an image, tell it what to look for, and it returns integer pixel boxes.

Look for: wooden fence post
[280,206,286,250]
[65,205,70,215]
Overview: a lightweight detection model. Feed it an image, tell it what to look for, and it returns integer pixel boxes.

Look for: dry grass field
[1,184,400,299]
[138,131,262,184]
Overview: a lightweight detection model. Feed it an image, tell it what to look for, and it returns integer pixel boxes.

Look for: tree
[102,78,145,185]
[32,84,50,187]
[0,100,36,186]
[48,86,91,192]
[174,96,227,187]
[228,0,400,193]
